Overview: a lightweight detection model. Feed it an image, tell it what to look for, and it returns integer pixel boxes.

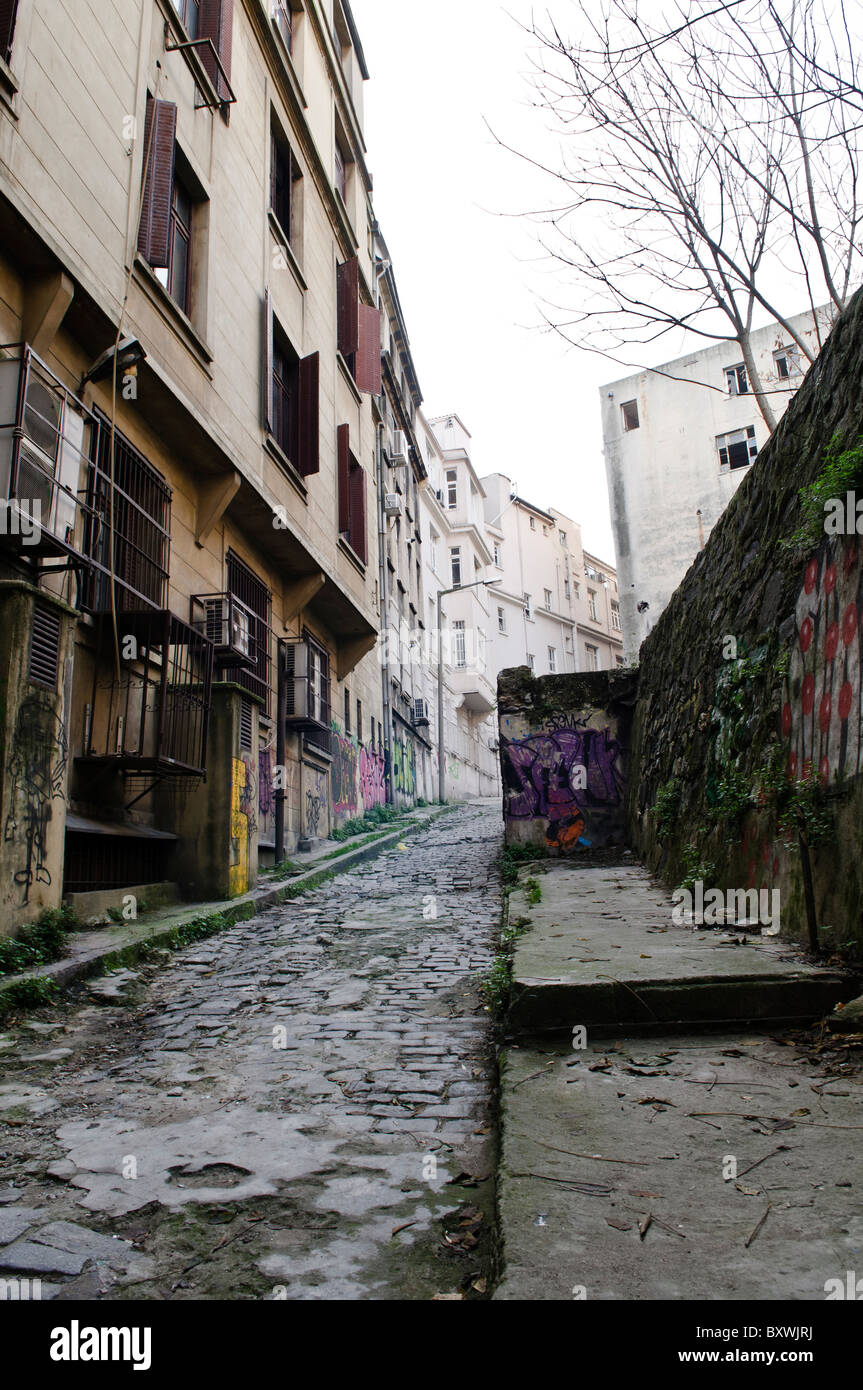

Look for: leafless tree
[514,0,863,431]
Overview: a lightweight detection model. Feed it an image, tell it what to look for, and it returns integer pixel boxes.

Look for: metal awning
[64,814,178,842]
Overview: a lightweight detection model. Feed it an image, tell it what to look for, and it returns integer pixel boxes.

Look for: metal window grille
[82,416,171,613]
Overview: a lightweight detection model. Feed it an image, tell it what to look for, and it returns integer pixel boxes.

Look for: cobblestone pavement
[0,801,502,1301]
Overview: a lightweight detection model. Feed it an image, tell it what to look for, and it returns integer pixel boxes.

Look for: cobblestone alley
[0,803,502,1301]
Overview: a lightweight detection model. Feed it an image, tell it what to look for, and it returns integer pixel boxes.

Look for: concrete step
[507,863,858,1032]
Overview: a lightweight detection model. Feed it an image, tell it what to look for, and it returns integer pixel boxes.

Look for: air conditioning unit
[192,594,256,668]
[412,698,431,726]
[390,430,408,467]
[384,494,402,518]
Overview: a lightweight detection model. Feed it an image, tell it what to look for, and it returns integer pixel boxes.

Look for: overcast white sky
[351,0,619,560]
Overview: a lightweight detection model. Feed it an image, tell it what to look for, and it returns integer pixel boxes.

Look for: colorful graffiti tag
[331,735,359,816]
[392,736,416,798]
[229,757,253,895]
[359,746,386,809]
[4,697,68,902]
[501,724,624,850]
[783,536,863,787]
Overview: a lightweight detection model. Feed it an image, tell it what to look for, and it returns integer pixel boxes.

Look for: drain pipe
[275,638,286,864]
[377,421,394,805]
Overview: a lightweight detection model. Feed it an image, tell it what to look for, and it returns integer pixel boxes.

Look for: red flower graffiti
[824,564,838,596]
[802,673,815,716]
[839,681,854,722]
[781,703,792,737]
[819,692,832,734]
[804,558,818,595]
[800,617,814,654]
[843,602,859,648]
[825,622,839,661]
[819,755,831,787]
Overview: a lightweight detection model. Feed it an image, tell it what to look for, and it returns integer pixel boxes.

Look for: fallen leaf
[639,1212,653,1240]
[471,1277,487,1294]
[606,1216,633,1232]
[735,1184,761,1196]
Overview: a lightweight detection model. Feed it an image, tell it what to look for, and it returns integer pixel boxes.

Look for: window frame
[725,363,749,396]
[621,399,639,432]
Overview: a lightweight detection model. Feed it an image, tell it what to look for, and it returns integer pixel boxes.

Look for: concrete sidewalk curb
[0,804,456,1018]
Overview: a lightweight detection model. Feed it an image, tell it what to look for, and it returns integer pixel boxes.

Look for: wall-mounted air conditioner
[390,430,408,467]
[191,593,256,669]
[412,698,431,726]
[384,494,402,518]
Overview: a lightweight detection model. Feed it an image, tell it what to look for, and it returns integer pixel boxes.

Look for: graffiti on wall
[502,722,624,851]
[4,697,68,902]
[305,767,327,839]
[392,736,416,798]
[360,746,386,809]
[331,734,359,816]
[783,536,863,787]
[258,746,274,819]
[229,757,254,896]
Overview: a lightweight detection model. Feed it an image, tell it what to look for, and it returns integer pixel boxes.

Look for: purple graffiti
[360,746,386,809]
[502,727,623,825]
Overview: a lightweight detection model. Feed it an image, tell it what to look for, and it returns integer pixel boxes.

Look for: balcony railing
[80,609,214,778]
[0,343,93,560]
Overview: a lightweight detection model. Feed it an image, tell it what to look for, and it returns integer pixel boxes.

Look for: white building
[601,307,834,660]
[481,474,623,677]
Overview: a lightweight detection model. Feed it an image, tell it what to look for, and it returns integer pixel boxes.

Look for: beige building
[0,0,408,933]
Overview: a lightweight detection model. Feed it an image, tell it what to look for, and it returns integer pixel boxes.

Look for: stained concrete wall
[498,667,636,851]
[628,287,863,953]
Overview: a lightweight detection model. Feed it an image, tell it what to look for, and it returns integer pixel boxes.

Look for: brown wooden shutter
[356,304,382,395]
[138,98,177,268]
[337,256,359,360]
[298,351,319,476]
[337,423,351,535]
[261,289,273,433]
[0,0,19,63]
[199,0,233,101]
[349,462,367,564]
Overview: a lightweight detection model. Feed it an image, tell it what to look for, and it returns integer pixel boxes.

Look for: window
[573,581,580,600]
[774,346,801,380]
[309,641,330,728]
[589,590,599,622]
[335,138,348,203]
[611,601,621,631]
[446,469,458,510]
[586,644,599,671]
[336,256,381,394]
[493,542,502,567]
[497,607,506,634]
[83,417,171,612]
[528,653,535,673]
[264,305,320,477]
[621,400,639,431]
[356,699,362,743]
[529,515,536,531]
[559,531,567,547]
[548,646,557,673]
[725,363,749,396]
[344,687,351,734]
[226,552,273,714]
[451,548,462,589]
[337,424,367,563]
[717,425,758,472]
[1,0,20,62]
[273,0,293,51]
[454,621,467,669]
[430,530,439,573]
[524,593,532,620]
[544,588,553,610]
[271,124,300,246]
[616,657,625,667]
[172,0,200,35]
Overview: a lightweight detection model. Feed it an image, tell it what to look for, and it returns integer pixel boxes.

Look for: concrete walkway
[496,858,863,1301]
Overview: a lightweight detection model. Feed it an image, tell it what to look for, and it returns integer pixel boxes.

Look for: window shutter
[199,0,233,101]
[349,462,367,564]
[261,289,273,434]
[356,304,382,395]
[298,351,320,476]
[29,601,61,688]
[337,423,351,535]
[138,98,177,268]
[0,0,19,63]
[337,256,359,360]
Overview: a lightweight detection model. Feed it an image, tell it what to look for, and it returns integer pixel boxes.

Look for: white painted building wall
[601,307,834,660]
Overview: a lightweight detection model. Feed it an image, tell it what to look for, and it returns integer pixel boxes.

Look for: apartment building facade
[601,307,833,660]
[481,474,623,678]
